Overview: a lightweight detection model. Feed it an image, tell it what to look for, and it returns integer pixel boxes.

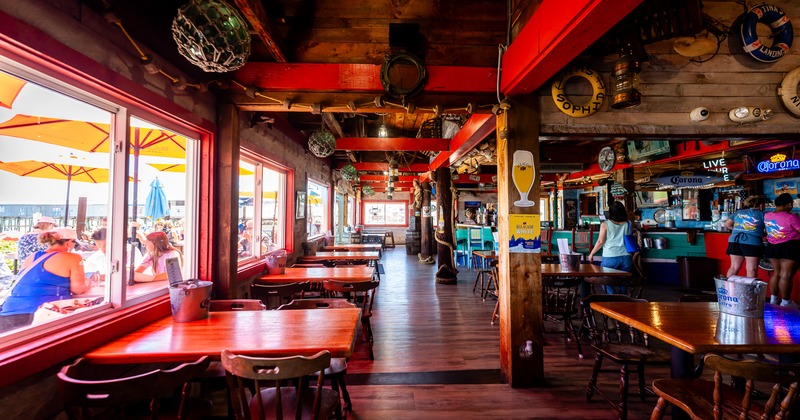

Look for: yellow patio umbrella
[0,160,112,224]
[0,72,26,109]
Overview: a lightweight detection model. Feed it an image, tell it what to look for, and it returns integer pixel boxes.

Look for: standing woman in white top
[134,231,182,282]
[588,201,633,274]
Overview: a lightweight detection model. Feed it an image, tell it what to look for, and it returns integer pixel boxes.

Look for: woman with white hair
[0,227,89,332]
[17,216,57,262]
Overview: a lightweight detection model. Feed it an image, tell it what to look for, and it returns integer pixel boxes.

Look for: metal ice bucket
[169,280,212,322]
[714,276,767,318]
[559,253,581,271]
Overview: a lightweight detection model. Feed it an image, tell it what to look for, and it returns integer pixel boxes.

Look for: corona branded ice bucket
[169,280,212,322]
[714,275,767,318]
[559,253,581,271]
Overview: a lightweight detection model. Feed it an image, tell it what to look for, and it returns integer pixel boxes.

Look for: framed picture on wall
[296,191,306,219]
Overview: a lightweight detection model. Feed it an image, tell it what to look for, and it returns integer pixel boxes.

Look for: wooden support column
[215,104,240,298]
[420,181,434,263]
[621,167,635,219]
[497,95,543,386]
[434,168,458,284]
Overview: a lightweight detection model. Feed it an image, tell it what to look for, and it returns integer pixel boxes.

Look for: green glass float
[308,127,336,158]
[362,184,375,197]
[340,164,358,181]
[171,0,251,73]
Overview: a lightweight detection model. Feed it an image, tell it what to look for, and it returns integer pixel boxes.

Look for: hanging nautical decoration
[740,3,793,63]
[307,127,336,158]
[340,164,358,181]
[362,184,375,197]
[551,66,606,117]
[778,66,800,117]
[171,0,252,72]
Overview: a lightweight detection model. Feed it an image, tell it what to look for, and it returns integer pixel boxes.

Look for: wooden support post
[420,181,434,263]
[497,95,543,386]
[434,168,457,283]
[215,104,240,298]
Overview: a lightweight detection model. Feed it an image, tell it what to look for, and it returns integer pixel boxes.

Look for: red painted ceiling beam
[451,173,498,184]
[502,0,643,95]
[361,182,414,188]
[360,175,419,182]
[430,114,496,170]
[337,162,430,173]
[236,63,496,93]
[337,137,449,152]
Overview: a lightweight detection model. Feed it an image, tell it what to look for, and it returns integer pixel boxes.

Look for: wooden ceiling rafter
[232,0,287,62]
[336,137,449,152]
[430,114,496,170]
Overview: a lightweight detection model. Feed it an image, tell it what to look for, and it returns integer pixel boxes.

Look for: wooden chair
[581,294,671,420]
[541,226,554,254]
[221,350,341,420]
[489,262,501,325]
[572,227,594,261]
[250,281,310,309]
[277,298,357,414]
[323,280,379,360]
[209,299,267,311]
[584,276,645,299]
[651,353,800,420]
[58,356,210,419]
[472,259,497,296]
[542,276,583,357]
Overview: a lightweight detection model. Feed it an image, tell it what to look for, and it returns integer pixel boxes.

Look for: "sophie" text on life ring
[551,67,605,117]
[778,66,800,117]
[740,3,793,63]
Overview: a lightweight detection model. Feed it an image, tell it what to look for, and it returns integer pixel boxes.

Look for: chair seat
[652,378,766,420]
[250,387,340,420]
[592,342,671,365]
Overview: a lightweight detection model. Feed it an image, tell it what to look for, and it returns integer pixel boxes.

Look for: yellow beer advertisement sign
[509,214,540,253]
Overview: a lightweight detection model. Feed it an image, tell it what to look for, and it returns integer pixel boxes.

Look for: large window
[363,200,407,226]
[0,62,199,339]
[238,156,287,265]
[307,179,329,238]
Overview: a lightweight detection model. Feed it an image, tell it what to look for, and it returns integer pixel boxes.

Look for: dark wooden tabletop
[83,308,361,364]
[590,301,800,355]
[258,266,375,283]
[298,251,379,261]
[541,263,631,277]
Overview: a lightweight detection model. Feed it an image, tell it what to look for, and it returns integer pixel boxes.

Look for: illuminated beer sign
[756,153,800,173]
[653,170,723,187]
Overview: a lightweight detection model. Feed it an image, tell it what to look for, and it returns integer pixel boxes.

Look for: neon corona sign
[756,153,800,173]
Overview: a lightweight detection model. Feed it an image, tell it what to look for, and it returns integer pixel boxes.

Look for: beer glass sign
[512,150,535,207]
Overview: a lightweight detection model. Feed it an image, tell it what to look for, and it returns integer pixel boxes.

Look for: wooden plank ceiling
[83,0,640,178]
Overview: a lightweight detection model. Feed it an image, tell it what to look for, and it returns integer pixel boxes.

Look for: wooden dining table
[257,266,376,284]
[541,263,631,278]
[321,244,382,257]
[83,308,362,364]
[590,301,800,377]
[298,251,380,266]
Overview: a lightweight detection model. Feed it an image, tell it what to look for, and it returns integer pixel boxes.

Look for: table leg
[669,347,694,420]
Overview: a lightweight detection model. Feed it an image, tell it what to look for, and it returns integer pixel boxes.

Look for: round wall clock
[598,146,616,172]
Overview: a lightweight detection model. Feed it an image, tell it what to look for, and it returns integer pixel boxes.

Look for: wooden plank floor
[344,248,683,419]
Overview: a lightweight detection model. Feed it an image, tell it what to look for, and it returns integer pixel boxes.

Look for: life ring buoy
[778,66,800,117]
[740,3,793,63]
[551,67,605,117]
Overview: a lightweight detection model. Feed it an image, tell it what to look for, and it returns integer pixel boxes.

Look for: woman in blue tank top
[0,227,89,333]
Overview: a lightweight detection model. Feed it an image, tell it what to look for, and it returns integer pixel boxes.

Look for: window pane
[238,157,287,266]
[262,166,285,251]
[364,203,386,225]
[127,116,195,298]
[307,180,328,238]
[238,160,255,260]
[0,69,113,335]
[386,203,407,224]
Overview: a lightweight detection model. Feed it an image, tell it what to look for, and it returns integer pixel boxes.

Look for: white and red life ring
[551,67,605,117]
[778,66,800,117]
[740,3,793,62]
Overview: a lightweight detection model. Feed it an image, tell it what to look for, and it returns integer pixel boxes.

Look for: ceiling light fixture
[377,114,389,138]
[609,46,641,109]
[388,159,399,182]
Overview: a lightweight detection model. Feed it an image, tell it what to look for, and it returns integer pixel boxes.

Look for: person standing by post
[588,201,633,293]
[17,216,57,262]
[765,193,800,308]
[724,195,766,278]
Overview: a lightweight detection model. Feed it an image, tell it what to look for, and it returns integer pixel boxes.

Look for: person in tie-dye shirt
[765,193,800,308]
[724,195,766,278]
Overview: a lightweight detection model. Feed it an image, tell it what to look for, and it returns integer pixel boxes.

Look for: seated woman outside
[84,228,143,281]
[134,231,182,282]
[0,227,89,333]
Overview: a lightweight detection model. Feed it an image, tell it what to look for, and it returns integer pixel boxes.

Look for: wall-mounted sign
[509,214,540,253]
[703,157,734,181]
[653,170,724,187]
[757,153,800,173]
